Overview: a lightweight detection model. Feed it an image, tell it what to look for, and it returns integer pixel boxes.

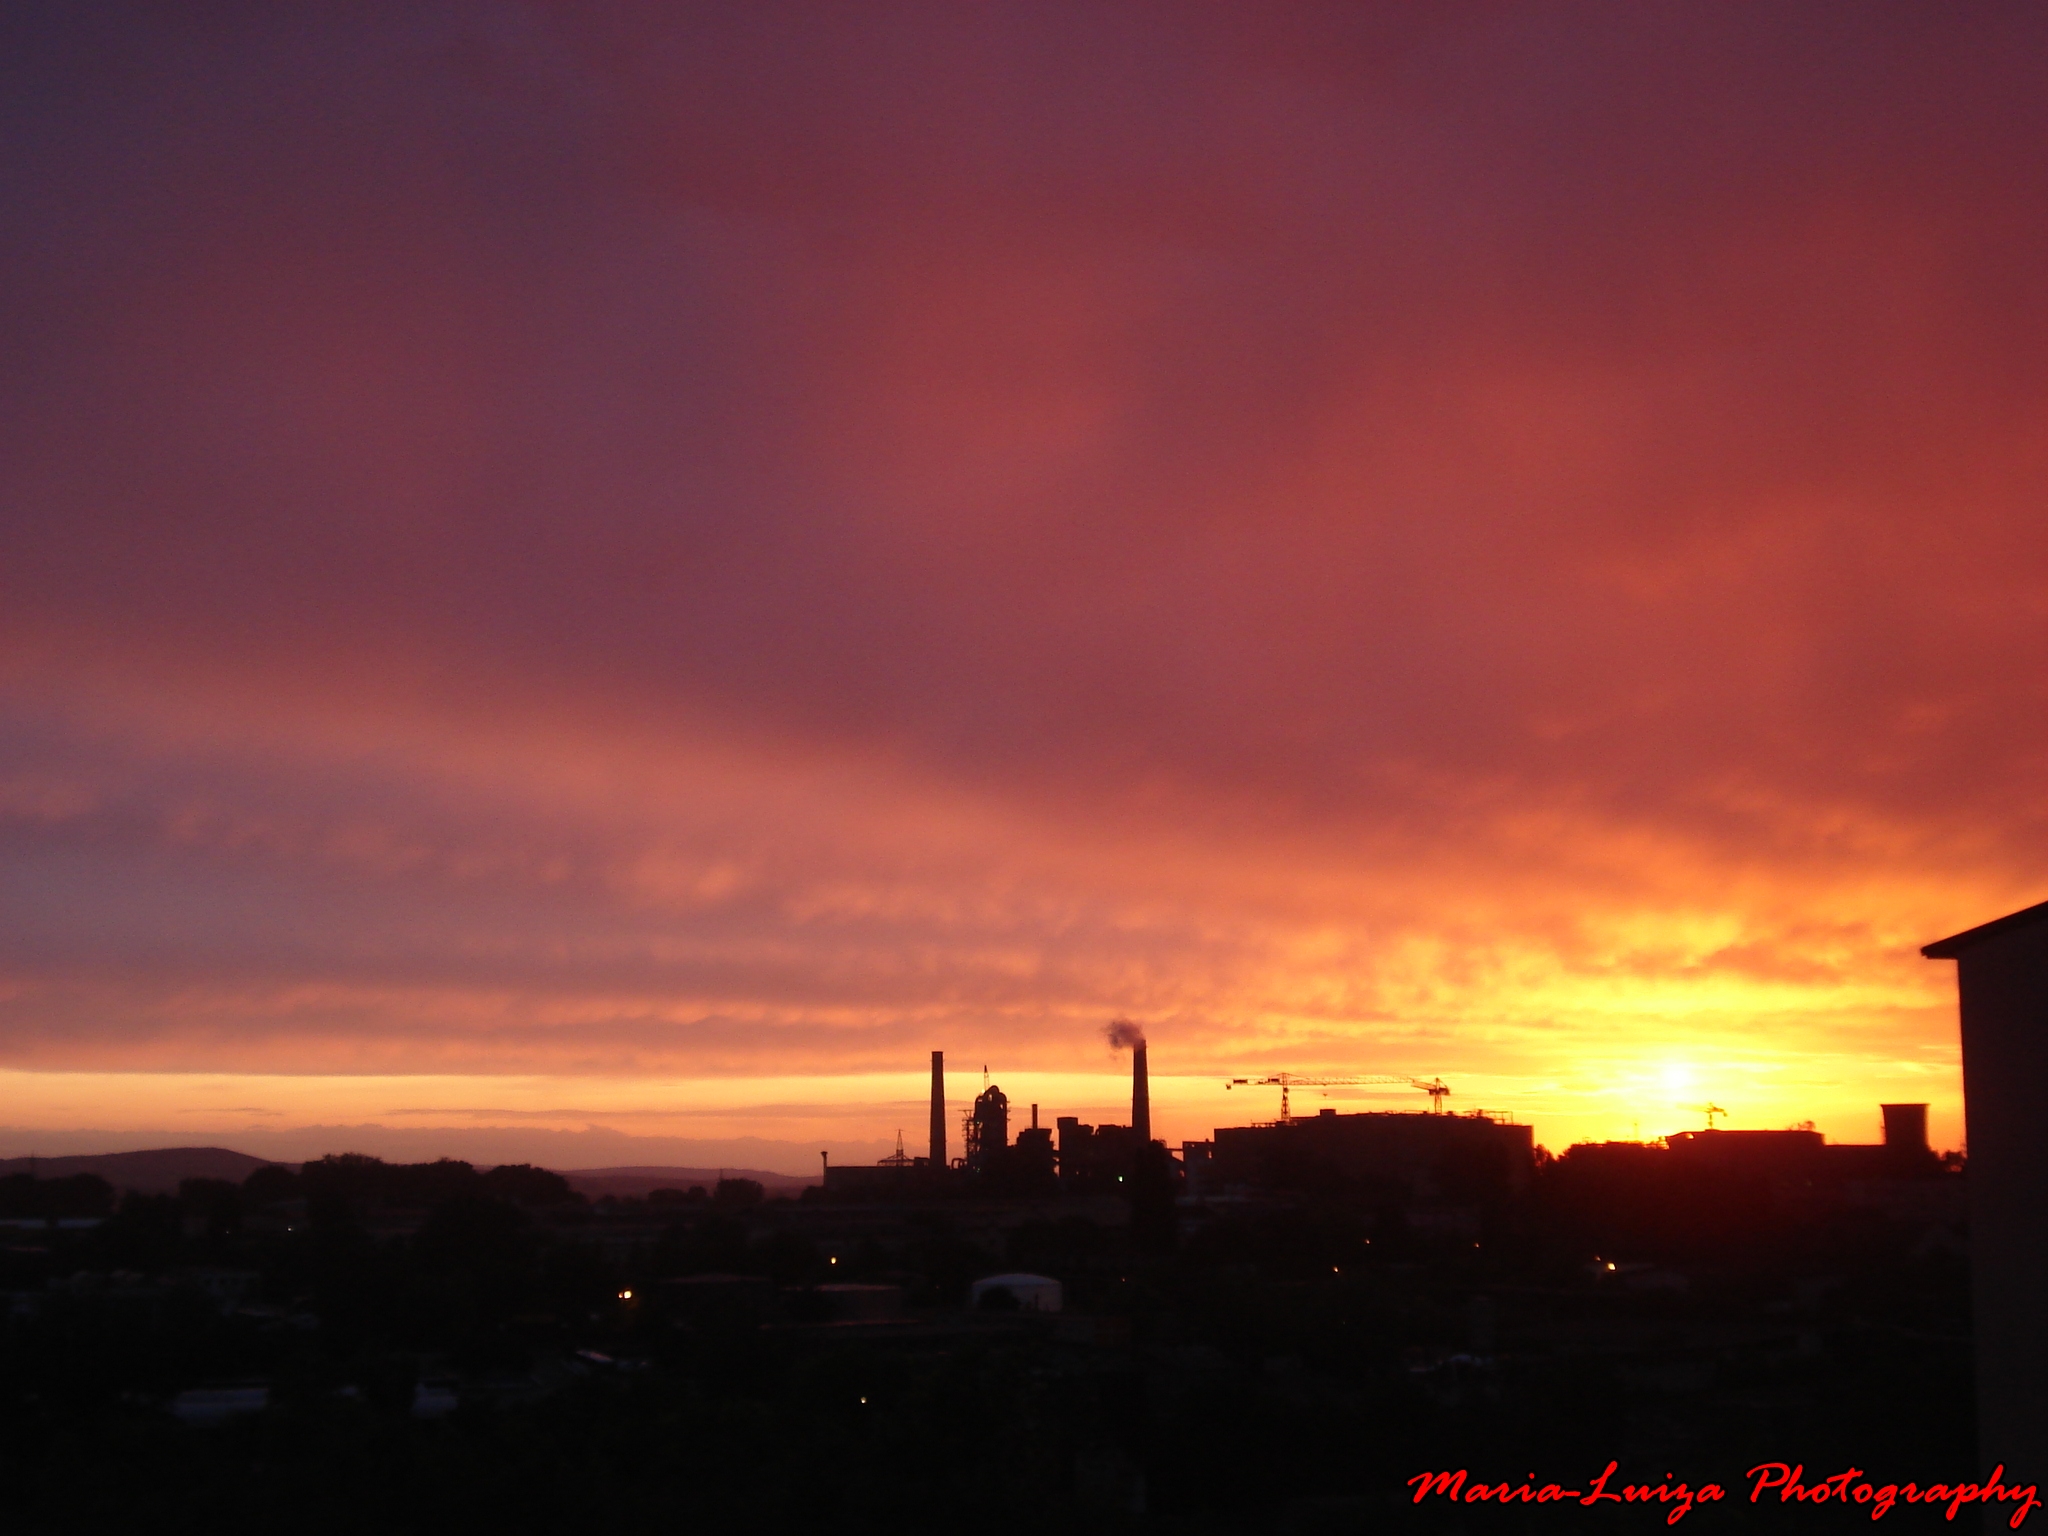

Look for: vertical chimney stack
[1132,1043,1151,1145]
[930,1051,947,1168]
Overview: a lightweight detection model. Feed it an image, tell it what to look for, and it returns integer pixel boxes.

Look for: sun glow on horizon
[0,1045,1964,1173]
[0,5,2029,1179]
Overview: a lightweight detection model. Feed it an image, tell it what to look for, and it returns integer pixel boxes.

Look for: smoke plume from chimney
[1105,1018,1151,1144]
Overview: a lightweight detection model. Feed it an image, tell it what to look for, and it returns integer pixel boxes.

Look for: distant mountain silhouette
[0,1149,819,1198]
[564,1165,818,1198]
[0,1146,280,1193]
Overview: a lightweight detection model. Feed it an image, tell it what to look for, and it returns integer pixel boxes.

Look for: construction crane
[1698,1103,1728,1129]
[1226,1072,1451,1122]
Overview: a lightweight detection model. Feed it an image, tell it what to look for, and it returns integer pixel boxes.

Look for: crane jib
[1224,1072,1451,1122]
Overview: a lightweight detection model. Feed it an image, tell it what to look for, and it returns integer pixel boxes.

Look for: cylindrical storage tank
[1881,1102,1929,1153]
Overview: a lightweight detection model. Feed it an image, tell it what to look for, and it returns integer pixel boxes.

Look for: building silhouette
[1197,1107,1533,1204]
[1924,898,2048,1477]
[964,1079,1010,1174]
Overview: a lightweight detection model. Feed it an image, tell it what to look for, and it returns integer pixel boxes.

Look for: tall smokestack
[1105,1017,1150,1145]
[1133,1043,1151,1145]
[930,1051,947,1168]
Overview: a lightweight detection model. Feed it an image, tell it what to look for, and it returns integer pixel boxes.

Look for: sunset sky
[3,4,2044,1171]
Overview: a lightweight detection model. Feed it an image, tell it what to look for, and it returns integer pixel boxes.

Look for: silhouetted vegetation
[0,1171,113,1219]
[0,1151,1978,1534]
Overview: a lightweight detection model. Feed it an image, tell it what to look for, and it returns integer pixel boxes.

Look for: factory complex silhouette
[3,907,2036,1530]
[816,1024,1947,1235]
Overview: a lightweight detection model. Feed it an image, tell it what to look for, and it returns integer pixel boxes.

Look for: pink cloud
[1,4,2041,1142]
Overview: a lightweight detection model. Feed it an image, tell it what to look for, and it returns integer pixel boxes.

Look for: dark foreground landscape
[0,1146,1975,1535]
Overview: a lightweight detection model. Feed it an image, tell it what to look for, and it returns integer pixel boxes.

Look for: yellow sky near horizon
[0,1047,1967,1166]
[0,6,2037,1171]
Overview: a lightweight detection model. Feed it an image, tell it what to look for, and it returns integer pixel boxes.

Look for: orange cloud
[2,4,2040,1157]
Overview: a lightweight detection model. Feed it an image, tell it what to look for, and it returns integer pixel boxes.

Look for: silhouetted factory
[1557,1103,1944,1190]
[821,1037,1537,1208]
[817,1029,1957,1265]
[822,1044,1152,1200]
[1192,1105,1534,1202]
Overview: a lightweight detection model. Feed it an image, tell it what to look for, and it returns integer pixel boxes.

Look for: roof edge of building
[1923,897,2048,959]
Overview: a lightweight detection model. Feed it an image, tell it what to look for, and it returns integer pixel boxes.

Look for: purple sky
[3,4,2045,1161]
